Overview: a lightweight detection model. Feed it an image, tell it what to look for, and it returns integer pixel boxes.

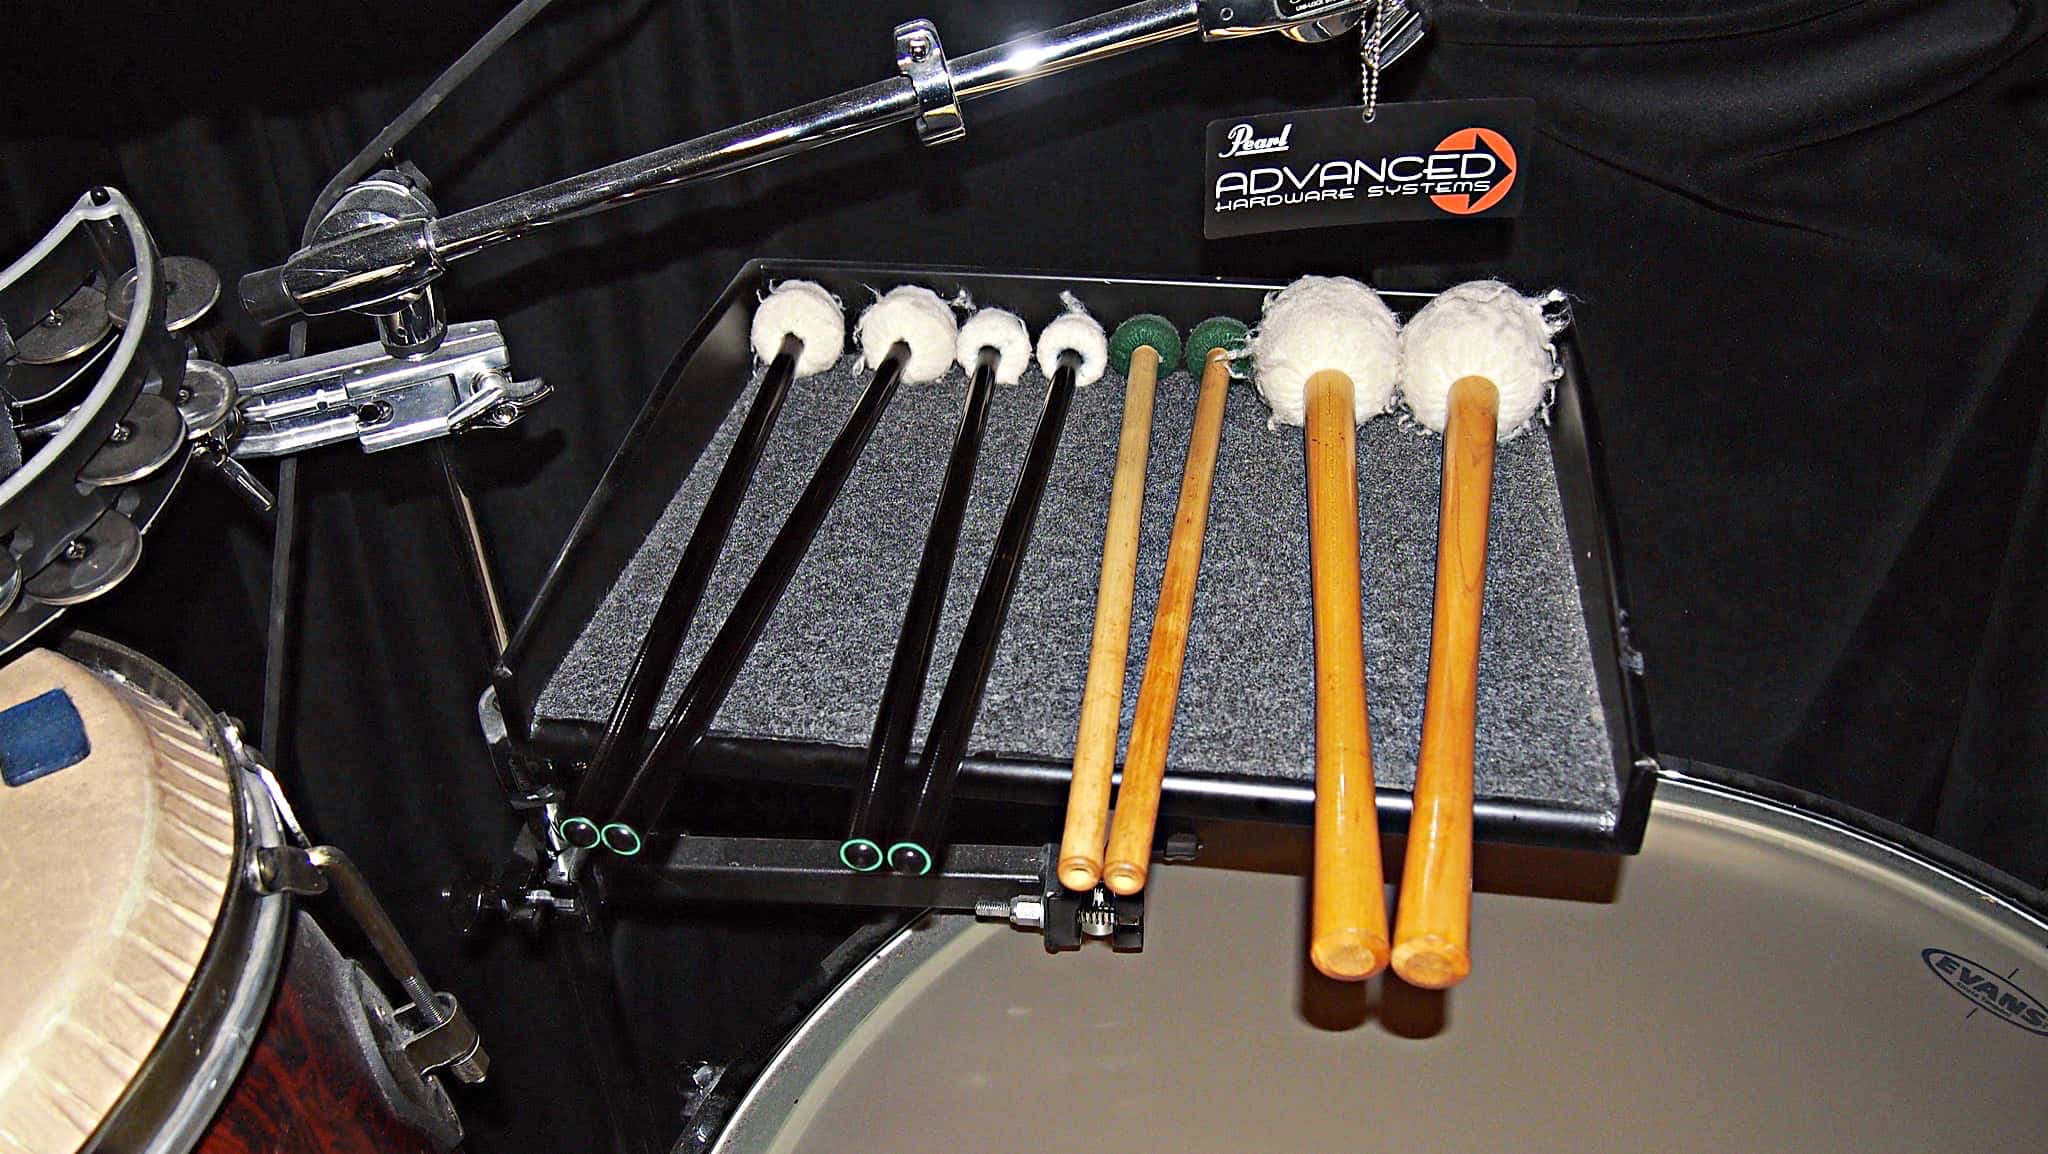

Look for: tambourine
[0,188,228,655]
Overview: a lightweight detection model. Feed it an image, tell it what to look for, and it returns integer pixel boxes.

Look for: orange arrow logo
[1430,127,1518,215]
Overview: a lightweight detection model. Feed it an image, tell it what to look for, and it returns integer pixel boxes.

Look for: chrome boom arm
[238,0,1425,337]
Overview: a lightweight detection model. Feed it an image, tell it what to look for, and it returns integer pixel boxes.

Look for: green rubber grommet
[557,815,601,849]
[599,822,643,856]
[885,842,933,876]
[839,838,884,872]
[1107,313,1184,377]
[1184,315,1250,377]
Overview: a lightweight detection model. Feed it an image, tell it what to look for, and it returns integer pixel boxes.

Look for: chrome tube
[242,1,1207,323]
[432,75,921,261]
[242,1,1415,328]
[430,0,1200,261]
[950,0,1198,99]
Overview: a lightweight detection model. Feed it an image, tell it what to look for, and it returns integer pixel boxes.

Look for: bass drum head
[713,777,2048,1154]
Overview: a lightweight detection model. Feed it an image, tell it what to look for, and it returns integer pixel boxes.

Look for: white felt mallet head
[750,280,845,377]
[1248,275,1400,427]
[855,285,959,383]
[955,308,1032,384]
[1034,300,1109,387]
[1398,280,1560,441]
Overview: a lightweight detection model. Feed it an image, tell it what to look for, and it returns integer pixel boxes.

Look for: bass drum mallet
[1249,276,1401,982]
[1391,279,1563,989]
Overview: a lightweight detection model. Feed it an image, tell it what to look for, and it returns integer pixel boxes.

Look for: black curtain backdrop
[5,2,2046,1151]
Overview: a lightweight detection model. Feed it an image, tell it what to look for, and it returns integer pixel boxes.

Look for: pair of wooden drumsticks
[1059,277,1560,989]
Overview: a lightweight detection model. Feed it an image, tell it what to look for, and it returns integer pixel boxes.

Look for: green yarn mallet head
[1107,313,1184,377]
[1184,315,1250,377]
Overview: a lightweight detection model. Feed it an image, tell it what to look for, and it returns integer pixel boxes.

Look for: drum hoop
[703,773,2048,1154]
[708,914,980,1154]
[55,632,292,1154]
[1658,761,2048,936]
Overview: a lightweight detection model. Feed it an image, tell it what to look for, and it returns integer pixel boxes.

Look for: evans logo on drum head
[1922,949,2048,1036]
[1203,100,1534,238]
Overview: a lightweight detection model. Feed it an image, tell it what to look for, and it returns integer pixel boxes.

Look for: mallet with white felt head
[1098,317,1247,896]
[1250,276,1400,982]
[891,301,1107,875]
[1058,313,1180,893]
[1391,279,1559,990]
[602,285,957,833]
[575,281,843,824]
[842,307,1030,872]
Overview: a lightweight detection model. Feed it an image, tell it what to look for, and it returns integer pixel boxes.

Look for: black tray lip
[502,258,1659,854]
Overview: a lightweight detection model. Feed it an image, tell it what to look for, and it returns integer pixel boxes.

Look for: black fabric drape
[1400,0,2048,876]
[4,2,2046,1151]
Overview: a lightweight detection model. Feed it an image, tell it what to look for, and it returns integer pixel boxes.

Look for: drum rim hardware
[28,634,483,1152]
[253,844,491,1085]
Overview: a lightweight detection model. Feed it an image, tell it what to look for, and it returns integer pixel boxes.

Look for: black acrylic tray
[500,261,1657,853]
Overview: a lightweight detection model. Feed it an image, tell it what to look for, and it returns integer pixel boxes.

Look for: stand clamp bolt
[895,18,964,146]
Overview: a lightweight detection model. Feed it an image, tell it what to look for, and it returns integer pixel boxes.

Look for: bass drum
[709,774,2047,1154]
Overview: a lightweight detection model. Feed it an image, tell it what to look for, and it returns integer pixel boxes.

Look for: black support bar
[616,836,1047,911]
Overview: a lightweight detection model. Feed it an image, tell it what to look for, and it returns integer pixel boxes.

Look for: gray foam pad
[538,355,1615,812]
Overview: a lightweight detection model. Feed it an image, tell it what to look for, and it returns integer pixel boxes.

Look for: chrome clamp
[226,319,547,459]
[895,19,964,145]
[1198,0,1426,50]
[396,993,488,1084]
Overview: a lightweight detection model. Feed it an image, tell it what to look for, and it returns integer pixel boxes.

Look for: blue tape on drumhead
[0,687,92,787]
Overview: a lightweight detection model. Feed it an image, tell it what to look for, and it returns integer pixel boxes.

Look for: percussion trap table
[500,264,1654,867]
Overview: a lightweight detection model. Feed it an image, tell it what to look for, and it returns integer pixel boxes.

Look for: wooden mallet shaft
[1304,368,1390,982]
[1392,374,1498,989]
[1058,343,1162,890]
[1099,345,1234,895]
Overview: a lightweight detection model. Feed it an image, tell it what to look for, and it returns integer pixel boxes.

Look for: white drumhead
[715,777,2048,1154]
[0,650,236,1154]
